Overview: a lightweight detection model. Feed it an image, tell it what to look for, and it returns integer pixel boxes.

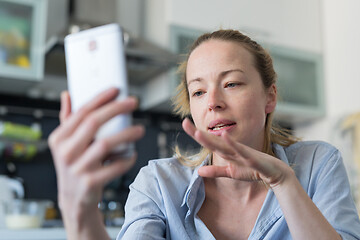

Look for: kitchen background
[0,0,360,234]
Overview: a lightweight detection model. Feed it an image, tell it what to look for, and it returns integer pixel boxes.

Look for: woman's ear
[265,84,277,114]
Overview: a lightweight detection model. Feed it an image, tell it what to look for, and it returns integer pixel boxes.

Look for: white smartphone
[64,23,134,158]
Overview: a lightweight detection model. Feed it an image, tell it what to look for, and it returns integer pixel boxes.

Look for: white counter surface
[0,227,121,240]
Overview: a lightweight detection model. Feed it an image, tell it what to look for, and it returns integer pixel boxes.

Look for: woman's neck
[205,177,267,204]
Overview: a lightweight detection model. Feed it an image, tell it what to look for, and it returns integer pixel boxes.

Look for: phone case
[64,23,134,158]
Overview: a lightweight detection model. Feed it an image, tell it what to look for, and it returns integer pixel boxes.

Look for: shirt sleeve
[311,149,360,240]
[117,165,167,240]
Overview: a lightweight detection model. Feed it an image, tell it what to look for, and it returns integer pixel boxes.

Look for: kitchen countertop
[0,227,121,240]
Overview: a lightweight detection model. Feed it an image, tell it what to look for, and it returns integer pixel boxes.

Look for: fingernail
[135,125,146,136]
[60,91,67,101]
[110,87,120,94]
[127,96,140,108]
[135,97,141,108]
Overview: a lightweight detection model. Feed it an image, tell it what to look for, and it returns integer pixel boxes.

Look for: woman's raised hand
[48,88,144,229]
[182,118,294,189]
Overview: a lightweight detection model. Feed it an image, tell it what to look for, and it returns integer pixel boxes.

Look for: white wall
[143,0,169,48]
[294,0,360,142]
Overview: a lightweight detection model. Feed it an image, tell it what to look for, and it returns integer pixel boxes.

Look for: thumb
[198,165,230,178]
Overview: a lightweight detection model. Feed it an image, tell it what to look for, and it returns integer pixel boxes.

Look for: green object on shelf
[0,121,41,141]
[11,142,37,160]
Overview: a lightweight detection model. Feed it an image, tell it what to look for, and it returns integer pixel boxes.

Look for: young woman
[49,29,360,240]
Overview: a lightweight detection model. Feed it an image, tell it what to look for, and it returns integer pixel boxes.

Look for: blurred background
[0,0,359,235]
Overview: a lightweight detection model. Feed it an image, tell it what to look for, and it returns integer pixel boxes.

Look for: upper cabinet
[266,44,324,124]
[0,0,68,81]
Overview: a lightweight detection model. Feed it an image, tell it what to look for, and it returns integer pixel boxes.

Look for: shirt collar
[181,156,210,209]
[273,143,290,165]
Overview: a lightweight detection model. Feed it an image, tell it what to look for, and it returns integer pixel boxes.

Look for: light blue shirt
[117,141,360,239]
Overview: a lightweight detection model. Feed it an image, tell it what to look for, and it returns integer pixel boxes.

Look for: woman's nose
[208,89,225,111]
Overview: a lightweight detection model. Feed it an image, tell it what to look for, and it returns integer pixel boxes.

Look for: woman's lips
[208,120,236,136]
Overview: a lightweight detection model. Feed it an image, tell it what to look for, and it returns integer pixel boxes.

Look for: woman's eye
[193,91,204,97]
[226,82,239,88]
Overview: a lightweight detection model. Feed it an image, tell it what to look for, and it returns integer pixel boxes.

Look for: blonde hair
[172,29,298,167]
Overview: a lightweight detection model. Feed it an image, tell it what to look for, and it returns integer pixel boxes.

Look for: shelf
[0,137,48,152]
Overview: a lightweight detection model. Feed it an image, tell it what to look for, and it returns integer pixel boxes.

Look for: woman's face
[186,40,276,151]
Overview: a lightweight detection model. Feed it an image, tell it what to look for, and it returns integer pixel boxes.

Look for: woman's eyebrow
[219,69,244,79]
[187,69,244,86]
[187,78,202,87]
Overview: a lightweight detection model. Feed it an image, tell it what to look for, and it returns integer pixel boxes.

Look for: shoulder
[274,140,344,181]
[279,140,340,165]
[127,157,198,211]
[285,140,338,154]
[139,157,194,179]
[276,141,346,191]
[131,156,196,192]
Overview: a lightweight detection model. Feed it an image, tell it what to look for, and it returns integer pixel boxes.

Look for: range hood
[123,34,179,86]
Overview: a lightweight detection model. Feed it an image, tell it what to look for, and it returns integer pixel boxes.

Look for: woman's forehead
[186,40,256,81]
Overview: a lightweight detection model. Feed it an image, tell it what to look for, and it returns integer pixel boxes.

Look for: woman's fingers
[182,118,235,156]
[60,91,72,124]
[69,126,144,189]
[72,125,145,173]
[198,165,230,178]
[94,153,137,186]
[222,131,285,183]
[195,130,235,155]
[91,153,137,187]
[52,88,120,145]
[63,97,138,162]
[221,131,253,160]
[183,118,261,165]
[198,164,261,182]
[182,118,197,136]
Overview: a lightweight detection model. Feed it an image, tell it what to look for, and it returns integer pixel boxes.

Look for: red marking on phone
[89,40,97,51]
